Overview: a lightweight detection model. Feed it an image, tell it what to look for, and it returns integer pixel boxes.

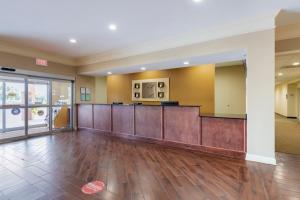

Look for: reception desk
[77,104,247,159]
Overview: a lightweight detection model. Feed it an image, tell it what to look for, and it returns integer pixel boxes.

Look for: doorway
[0,73,73,141]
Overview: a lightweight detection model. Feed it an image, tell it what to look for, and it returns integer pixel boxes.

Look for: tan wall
[107,64,215,113]
[75,75,95,104]
[0,51,76,76]
[95,76,107,103]
[78,29,276,162]
[287,83,298,118]
[215,65,246,114]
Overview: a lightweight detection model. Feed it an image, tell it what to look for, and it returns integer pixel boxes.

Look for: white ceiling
[0,0,300,59]
[276,52,300,83]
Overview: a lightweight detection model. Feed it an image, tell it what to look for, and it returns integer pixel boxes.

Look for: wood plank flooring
[0,130,299,200]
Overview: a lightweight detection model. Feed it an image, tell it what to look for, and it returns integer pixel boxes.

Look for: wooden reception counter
[77,104,247,159]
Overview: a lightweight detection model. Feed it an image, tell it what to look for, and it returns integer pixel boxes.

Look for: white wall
[215,65,246,114]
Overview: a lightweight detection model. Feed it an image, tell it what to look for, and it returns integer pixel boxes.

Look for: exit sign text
[36,58,48,66]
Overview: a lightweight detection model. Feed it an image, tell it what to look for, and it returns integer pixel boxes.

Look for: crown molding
[0,40,77,66]
[76,12,278,66]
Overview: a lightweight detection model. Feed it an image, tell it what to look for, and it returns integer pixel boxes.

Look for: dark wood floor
[0,130,299,200]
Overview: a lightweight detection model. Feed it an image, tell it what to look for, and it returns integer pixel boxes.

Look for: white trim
[0,68,75,81]
[246,153,277,165]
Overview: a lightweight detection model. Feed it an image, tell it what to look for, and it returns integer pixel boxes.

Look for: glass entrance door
[0,75,26,140]
[0,73,73,141]
[28,79,50,135]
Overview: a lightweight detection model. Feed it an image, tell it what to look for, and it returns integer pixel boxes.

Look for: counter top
[77,103,201,107]
[201,113,247,119]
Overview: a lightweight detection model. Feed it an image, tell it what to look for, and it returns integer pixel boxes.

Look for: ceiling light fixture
[108,24,117,31]
[278,72,283,76]
[69,38,77,44]
[293,62,300,66]
[183,61,190,65]
[193,0,203,3]
[107,72,112,75]
[141,67,146,71]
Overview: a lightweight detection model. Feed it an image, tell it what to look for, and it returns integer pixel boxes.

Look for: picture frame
[158,82,165,88]
[134,92,140,98]
[80,87,91,101]
[158,92,164,98]
[134,83,140,89]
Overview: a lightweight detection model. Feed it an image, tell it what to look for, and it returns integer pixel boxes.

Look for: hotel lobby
[0,0,300,199]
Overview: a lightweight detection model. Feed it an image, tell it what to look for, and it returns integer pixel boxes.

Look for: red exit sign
[36,58,48,66]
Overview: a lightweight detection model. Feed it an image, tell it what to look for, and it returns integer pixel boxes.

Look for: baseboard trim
[246,154,277,165]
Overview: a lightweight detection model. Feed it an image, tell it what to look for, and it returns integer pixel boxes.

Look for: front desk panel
[112,105,134,135]
[77,104,246,159]
[135,106,163,139]
[93,104,111,132]
[164,106,200,145]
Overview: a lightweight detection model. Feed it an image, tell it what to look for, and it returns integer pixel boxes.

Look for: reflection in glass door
[0,73,73,141]
[28,79,50,135]
[52,80,72,130]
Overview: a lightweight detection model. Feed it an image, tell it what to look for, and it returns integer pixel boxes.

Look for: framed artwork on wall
[158,92,164,98]
[80,87,91,101]
[132,78,169,101]
[158,82,165,88]
[134,83,140,89]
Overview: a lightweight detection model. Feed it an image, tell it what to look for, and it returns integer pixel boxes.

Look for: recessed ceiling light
[293,62,300,66]
[183,61,190,65]
[107,72,112,75]
[141,67,146,71]
[108,24,117,31]
[278,72,283,76]
[69,38,77,44]
[193,0,203,3]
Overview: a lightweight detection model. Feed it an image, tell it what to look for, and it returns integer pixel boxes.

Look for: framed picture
[134,92,140,98]
[80,87,86,94]
[134,83,140,89]
[80,87,91,101]
[85,94,91,101]
[132,78,169,101]
[158,92,164,98]
[80,94,86,101]
[158,82,165,88]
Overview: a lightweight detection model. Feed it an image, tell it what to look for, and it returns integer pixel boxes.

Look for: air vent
[1,67,16,72]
